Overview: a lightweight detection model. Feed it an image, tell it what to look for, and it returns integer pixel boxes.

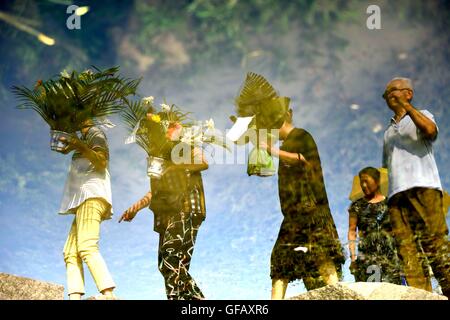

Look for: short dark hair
[358,167,380,184]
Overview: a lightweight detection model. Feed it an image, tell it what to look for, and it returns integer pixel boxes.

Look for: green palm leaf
[12,66,140,132]
[121,98,152,154]
[235,72,278,117]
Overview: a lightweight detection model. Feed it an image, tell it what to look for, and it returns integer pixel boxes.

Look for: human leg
[389,192,430,291]
[301,254,338,291]
[271,278,289,300]
[158,212,204,300]
[75,199,116,294]
[410,188,450,297]
[317,256,339,285]
[178,212,203,299]
[63,217,85,298]
[270,217,304,298]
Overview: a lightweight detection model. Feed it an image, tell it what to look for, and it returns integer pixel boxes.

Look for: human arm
[260,141,309,166]
[119,191,152,223]
[348,214,358,262]
[403,104,437,140]
[265,131,327,203]
[382,140,388,169]
[59,135,108,171]
[390,92,437,140]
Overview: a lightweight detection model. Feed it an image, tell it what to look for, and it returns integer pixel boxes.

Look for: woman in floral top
[348,167,403,284]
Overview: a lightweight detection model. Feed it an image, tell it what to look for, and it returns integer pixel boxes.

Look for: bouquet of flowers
[122,96,227,178]
[12,66,140,152]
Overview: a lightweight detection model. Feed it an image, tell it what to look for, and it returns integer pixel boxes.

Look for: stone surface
[289,283,365,300]
[0,272,64,300]
[289,282,447,300]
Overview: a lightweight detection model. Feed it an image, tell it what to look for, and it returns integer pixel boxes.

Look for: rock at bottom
[289,282,447,300]
[0,272,64,300]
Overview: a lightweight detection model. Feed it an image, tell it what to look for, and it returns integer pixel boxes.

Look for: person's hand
[119,205,140,223]
[59,143,75,154]
[59,136,83,151]
[259,141,271,152]
[389,90,411,108]
[298,153,307,163]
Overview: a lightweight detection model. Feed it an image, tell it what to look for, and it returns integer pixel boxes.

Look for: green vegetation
[0,0,449,96]
[12,66,140,132]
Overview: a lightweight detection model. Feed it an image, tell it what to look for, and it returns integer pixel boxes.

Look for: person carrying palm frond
[12,67,140,300]
[119,96,225,300]
[230,72,291,176]
[232,72,345,299]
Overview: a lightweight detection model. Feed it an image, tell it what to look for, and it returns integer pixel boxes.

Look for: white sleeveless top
[59,126,113,219]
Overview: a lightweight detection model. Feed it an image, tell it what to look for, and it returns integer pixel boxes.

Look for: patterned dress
[271,128,345,287]
[349,198,403,284]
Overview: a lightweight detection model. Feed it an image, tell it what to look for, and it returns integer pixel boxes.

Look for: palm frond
[12,66,140,132]
[165,104,191,123]
[121,99,147,130]
[121,98,152,153]
[235,72,278,117]
[234,72,290,130]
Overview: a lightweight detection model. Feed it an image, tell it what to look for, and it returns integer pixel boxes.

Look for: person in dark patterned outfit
[260,109,345,299]
[348,167,403,284]
[120,111,208,300]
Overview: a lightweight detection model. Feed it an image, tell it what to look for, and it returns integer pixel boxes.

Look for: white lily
[60,69,70,78]
[180,129,193,144]
[193,133,204,145]
[160,103,171,112]
[190,125,202,136]
[205,118,215,131]
[181,136,191,144]
[82,69,93,76]
[142,96,154,105]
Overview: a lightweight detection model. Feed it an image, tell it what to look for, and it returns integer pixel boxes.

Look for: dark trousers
[157,211,204,300]
[389,188,449,297]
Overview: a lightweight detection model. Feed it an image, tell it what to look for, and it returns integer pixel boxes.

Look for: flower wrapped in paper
[122,96,227,178]
[229,72,290,176]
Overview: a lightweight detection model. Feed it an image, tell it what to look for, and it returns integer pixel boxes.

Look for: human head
[166,121,182,141]
[358,167,381,199]
[383,77,414,111]
[278,108,294,140]
[145,109,183,144]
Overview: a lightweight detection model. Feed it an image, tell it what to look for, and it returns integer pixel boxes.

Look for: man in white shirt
[59,121,116,300]
[382,77,449,297]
